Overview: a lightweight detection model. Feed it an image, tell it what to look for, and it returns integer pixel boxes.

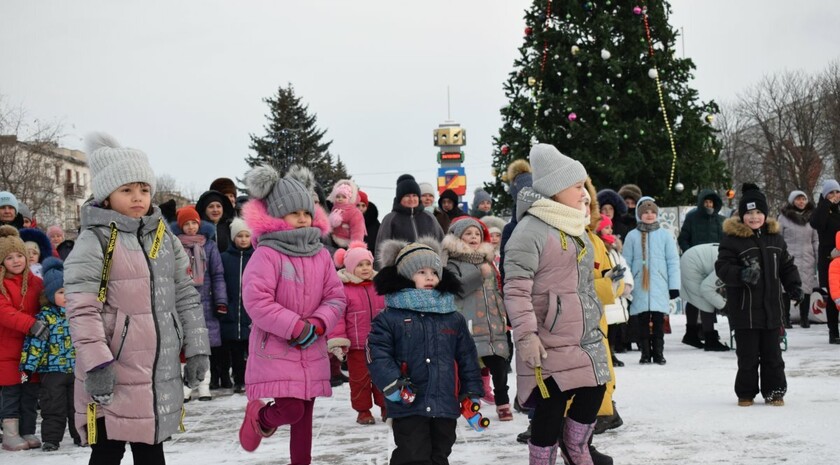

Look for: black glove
[669,289,680,300]
[788,288,804,305]
[29,320,49,342]
[740,257,761,286]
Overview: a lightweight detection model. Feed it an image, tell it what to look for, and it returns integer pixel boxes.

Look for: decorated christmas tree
[488,0,727,212]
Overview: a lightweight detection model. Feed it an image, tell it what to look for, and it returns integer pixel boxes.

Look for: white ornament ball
[530,136,539,146]
[648,68,658,79]
[674,182,685,193]
[571,45,580,56]
[601,49,611,60]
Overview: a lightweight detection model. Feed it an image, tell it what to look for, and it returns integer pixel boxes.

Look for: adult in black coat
[358,190,380,259]
[809,179,840,343]
[438,189,465,220]
[375,175,444,258]
[596,188,629,241]
[196,190,236,254]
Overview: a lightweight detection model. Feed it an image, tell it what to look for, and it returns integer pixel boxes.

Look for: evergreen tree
[247,84,347,192]
[488,0,727,212]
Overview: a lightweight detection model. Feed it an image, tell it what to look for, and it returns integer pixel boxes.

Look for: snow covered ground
[7,314,840,464]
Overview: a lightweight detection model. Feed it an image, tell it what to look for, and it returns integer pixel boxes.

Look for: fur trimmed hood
[327,179,360,205]
[373,265,462,296]
[596,188,628,217]
[441,234,495,264]
[723,217,780,238]
[19,227,53,264]
[780,202,815,226]
[242,197,330,244]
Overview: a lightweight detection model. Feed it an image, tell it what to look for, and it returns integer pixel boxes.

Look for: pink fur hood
[242,198,331,244]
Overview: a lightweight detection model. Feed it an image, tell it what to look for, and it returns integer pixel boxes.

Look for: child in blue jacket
[367,237,484,465]
[20,257,81,450]
[219,218,254,394]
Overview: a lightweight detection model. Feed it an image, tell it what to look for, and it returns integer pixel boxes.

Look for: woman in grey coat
[778,190,818,327]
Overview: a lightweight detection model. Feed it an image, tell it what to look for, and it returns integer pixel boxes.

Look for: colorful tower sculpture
[433,121,467,209]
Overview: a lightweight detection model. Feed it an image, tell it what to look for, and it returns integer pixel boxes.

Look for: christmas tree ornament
[566,106,573,112]
[525,26,533,36]
[639,129,645,135]
[633,6,642,14]
[576,62,582,67]
[571,45,580,55]
[616,73,623,78]
[528,76,537,86]
[602,104,610,111]
[648,68,658,79]
[596,96,602,102]
[705,114,714,123]
[490,167,497,177]
[674,182,684,193]
[572,89,578,94]
[501,144,510,155]
[538,13,547,23]
[584,2,594,11]
[530,135,539,145]
[602,121,609,126]
[568,112,578,122]
[627,89,634,94]
[566,13,572,19]
[601,49,611,60]
[567,133,573,139]
[623,134,629,139]
[587,72,592,77]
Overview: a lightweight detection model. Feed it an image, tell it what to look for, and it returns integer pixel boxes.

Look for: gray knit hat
[448,217,483,239]
[822,179,840,198]
[418,182,436,197]
[395,242,443,280]
[0,191,19,211]
[529,144,587,198]
[243,165,314,219]
[17,202,31,220]
[86,133,156,203]
[472,188,492,206]
[787,190,807,204]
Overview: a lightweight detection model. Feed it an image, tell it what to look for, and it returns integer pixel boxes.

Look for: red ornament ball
[633,6,642,14]
[524,26,533,36]
[501,145,510,155]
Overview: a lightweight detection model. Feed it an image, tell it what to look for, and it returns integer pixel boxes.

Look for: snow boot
[593,402,623,435]
[1,419,30,451]
[799,299,810,328]
[652,337,666,365]
[23,434,41,448]
[561,418,596,465]
[481,369,495,405]
[638,338,652,364]
[610,352,624,367]
[356,410,375,425]
[528,441,558,465]
[703,330,730,351]
[681,324,704,348]
[588,436,614,465]
[517,421,533,444]
[197,368,212,401]
[497,404,514,421]
[239,399,277,452]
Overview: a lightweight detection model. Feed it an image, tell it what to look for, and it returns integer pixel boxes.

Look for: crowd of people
[0,132,836,465]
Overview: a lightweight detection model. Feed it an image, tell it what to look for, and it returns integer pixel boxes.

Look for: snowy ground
[6,314,840,464]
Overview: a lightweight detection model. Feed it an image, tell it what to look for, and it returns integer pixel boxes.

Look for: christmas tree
[488,0,727,212]
[247,84,349,192]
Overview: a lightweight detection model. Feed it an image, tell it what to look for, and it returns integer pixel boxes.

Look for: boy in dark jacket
[715,184,802,407]
[219,218,254,394]
[367,237,484,465]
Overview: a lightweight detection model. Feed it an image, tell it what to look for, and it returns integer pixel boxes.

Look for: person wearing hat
[20,227,53,279]
[237,165,346,457]
[716,183,802,406]
[0,191,23,229]
[357,190,381,259]
[17,202,35,229]
[46,225,65,256]
[470,188,493,219]
[504,144,610,464]
[64,133,210,460]
[622,196,681,365]
[777,190,818,328]
[374,174,444,260]
[0,225,47,451]
[809,179,840,343]
[617,184,642,232]
[596,188,629,241]
[368,237,484,463]
[19,257,82,451]
[218,217,255,394]
[438,188,465,220]
[196,189,236,256]
[209,177,238,208]
[481,215,506,266]
[419,182,450,234]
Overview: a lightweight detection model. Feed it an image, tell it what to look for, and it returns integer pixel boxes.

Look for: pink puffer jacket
[327,269,384,350]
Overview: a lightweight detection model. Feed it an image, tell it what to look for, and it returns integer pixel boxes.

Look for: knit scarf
[446,248,487,265]
[258,227,324,257]
[178,234,207,286]
[528,198,587,236]
[385,289,456,314]
[636,221,660,232]
[635,221,659,291]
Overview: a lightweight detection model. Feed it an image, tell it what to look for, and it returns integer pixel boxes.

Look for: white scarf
[527,198,587,236]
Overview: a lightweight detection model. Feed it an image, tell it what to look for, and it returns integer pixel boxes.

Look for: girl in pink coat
[327,179,366,248]
[237,165,346,465]
[327,241,386,425]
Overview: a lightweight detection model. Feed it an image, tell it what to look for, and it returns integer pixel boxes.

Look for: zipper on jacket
[411,210,419,240]
[549,297,560,332]
[171,313,182,345]
[137,220,162,444]
[115,315,131,360]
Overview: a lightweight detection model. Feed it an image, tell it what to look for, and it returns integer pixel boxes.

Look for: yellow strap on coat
[87,402,98,445]
[535,367,550,399]
[96,224,118,303]
[179,406,186,433]
[148,219,166,259]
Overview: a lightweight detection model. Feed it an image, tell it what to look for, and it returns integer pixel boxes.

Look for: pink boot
[528,441,557,465]
[561,418,596,465]
[239,399,277,452]
[481,368,495,405]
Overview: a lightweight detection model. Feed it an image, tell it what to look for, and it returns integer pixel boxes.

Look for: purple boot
[562,418,596,465]
[528,441,558,465]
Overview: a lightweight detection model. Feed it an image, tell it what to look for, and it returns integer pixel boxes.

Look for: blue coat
[20,305,75,374]
[367,301,483,420]
[623,202,681,315]
[220,243,254,341]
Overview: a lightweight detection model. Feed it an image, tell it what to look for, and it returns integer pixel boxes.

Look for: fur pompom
[84,132,122,155]
[0,225,20,239]
[285,165,317,195]
[243,165,280,200]
[377,239,408,269]
[333,248,347,268]
[504,159,531,184]
[742,182,760,193]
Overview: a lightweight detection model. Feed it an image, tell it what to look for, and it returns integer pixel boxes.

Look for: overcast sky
[1,0,838,213]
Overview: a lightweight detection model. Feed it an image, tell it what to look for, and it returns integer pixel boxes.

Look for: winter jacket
[828,234,840,304]
[330,204,366,248]
[715,218,801,330]
[375,204,444,257]
[778,202,819,292]
[438,189,465,220]
[367,268,483,420]
[443,237,509,359]
[503,188,610,403]
[432,207,451,234]
[363,202,381,260]
[64,202,209,445]
[328,269,384,351]
[678,189,725,252]
[197,190,235,253]
[0,272,43,386]
[603,246,632,325]
[680,243,726,313]
[596,189,630,241]
[20,305,75,374]
[240,199,346,401]
[220,243,254,341]
[809,195,840,287]
[172,221,228,348]
[623,204,681,315]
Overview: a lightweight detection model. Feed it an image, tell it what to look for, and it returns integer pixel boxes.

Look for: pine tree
[247,84,346,192]
[488,0,727,212]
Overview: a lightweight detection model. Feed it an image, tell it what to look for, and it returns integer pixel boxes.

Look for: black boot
[639,338,652,364]
[652,338,666,365]
[588,435,614,465]
[682,324,704,348]
[799,299,810,328]
[703,330,731,352]
[516,420,532,444]
[782,308,793,329]
[610,352,624,367]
